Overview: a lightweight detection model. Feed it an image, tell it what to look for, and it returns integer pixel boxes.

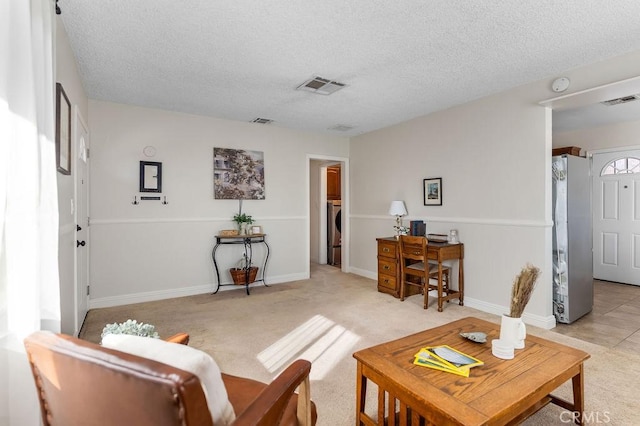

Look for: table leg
[458,255,464,306]
[378,390,385,426]
[211,242,221,294]
[355,362,367,426]
[437,264,444,312]
[262,239,270,287]
[572,364,585,425]
[244,239,252,295]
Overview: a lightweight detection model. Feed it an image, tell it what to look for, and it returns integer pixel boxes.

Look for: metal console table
[211,234,270,295]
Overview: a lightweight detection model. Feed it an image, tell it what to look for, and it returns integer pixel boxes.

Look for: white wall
[84,46,640,326]
[309,160,322,263]
[88,101,348,307]
[554,119,640,152]
[350,86,553,327]
[349,49,640,329]
[56,16,88,334]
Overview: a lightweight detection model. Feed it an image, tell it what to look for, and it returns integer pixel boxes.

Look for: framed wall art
[213,148,265,199]
[55,83,71,175]
[423,178,442,206]
[139,161,162,193]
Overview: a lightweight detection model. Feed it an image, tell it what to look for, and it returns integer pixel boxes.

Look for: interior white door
[592,150,640,285]
[75,110,90,334]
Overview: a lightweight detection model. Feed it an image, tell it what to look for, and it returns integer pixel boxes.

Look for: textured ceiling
[554,95,640,133]
[59,1,640,137]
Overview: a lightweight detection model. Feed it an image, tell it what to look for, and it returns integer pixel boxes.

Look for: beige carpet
[81,264,637,425]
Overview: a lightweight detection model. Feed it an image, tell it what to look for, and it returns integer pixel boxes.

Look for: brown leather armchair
[23,331,317,426]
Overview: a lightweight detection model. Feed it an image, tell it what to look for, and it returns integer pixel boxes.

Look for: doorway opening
[326,164,341,267]
[545,75,640,326]
[308,156,348,274]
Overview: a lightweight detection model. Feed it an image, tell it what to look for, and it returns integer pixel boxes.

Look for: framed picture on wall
[55,83,71,175]
[423,178,442,206]
[213,147,265,199]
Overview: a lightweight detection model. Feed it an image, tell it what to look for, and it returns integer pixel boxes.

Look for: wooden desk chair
[398,235,451,311]
[24,331,316,426]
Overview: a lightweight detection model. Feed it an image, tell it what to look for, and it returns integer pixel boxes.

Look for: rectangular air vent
[296,76,347,95]
[251,118,273,124]
[601,94,640,106]
[328,124,354,132]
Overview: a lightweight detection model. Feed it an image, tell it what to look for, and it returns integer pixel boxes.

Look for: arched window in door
[601,157,640,176]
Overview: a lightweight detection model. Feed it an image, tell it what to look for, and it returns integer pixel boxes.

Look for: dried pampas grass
[510,263,540,318]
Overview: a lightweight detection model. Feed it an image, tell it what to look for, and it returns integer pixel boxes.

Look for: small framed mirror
[140,161,162,193]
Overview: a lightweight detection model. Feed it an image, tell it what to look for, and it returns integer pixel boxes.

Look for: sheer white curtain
[0,0,60,346]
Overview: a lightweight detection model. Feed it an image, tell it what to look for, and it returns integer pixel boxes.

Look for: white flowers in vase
[393,225,409,236]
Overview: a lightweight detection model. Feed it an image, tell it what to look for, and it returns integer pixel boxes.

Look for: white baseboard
[349,268,556,330]
[89,285,214,309]
[348,267,377,281]
[88,273,309,309]
[88,270,557,330]
[269,272,309,284]
[463,297,556,330]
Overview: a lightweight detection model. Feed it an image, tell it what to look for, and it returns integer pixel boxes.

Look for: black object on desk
[212,234,270,295]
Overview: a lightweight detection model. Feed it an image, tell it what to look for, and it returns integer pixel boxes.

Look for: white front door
[75,110,90,334]
[592,150,640,285]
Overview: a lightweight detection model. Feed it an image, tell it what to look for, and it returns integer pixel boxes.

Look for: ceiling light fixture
[296,76,346,95]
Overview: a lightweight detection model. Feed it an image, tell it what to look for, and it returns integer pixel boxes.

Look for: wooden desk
[376,237,464,309]
[353,317,590,426]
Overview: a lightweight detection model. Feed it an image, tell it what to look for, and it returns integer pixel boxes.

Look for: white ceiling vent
[251,118,273,124]
[296,76,346,95]
[601,94,640,106]
[328,124,354,132]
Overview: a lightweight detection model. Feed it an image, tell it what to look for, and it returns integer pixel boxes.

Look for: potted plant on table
[498,264,540,351]
[232,213,254,235]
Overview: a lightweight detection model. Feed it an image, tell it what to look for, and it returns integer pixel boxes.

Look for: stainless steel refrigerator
[552,154,593,324]
[327,200,341,266]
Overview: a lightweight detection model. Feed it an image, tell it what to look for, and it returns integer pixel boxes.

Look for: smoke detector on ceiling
[296,76,346,95]
[251,118,274,124]
[600,94,640,106]
[551,77,570,93]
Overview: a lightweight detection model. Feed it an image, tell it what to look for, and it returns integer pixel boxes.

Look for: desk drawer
[378,241,397,258]
[378,273,397,291]
[378,258,397,276]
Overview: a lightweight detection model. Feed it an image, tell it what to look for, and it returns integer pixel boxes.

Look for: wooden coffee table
[353,317,589,425]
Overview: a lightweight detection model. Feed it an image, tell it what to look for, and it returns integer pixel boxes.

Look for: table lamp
[388,201,408,237]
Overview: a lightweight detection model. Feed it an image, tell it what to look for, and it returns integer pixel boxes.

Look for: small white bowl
[491,339,514,360]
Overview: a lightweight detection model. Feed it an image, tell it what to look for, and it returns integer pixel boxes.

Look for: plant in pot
[100,319,160,342]
[232,213,254,235]
[230,252,258,285]
[498,264,540,353]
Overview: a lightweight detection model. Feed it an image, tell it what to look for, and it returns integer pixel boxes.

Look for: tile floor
[553,280,640,353]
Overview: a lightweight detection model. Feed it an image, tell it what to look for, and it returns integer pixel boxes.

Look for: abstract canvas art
[213,148,265,199]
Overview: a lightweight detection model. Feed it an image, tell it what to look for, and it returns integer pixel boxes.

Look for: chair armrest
[296,374,312,426]
[164,332,190,345]
[233,359,313,426]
